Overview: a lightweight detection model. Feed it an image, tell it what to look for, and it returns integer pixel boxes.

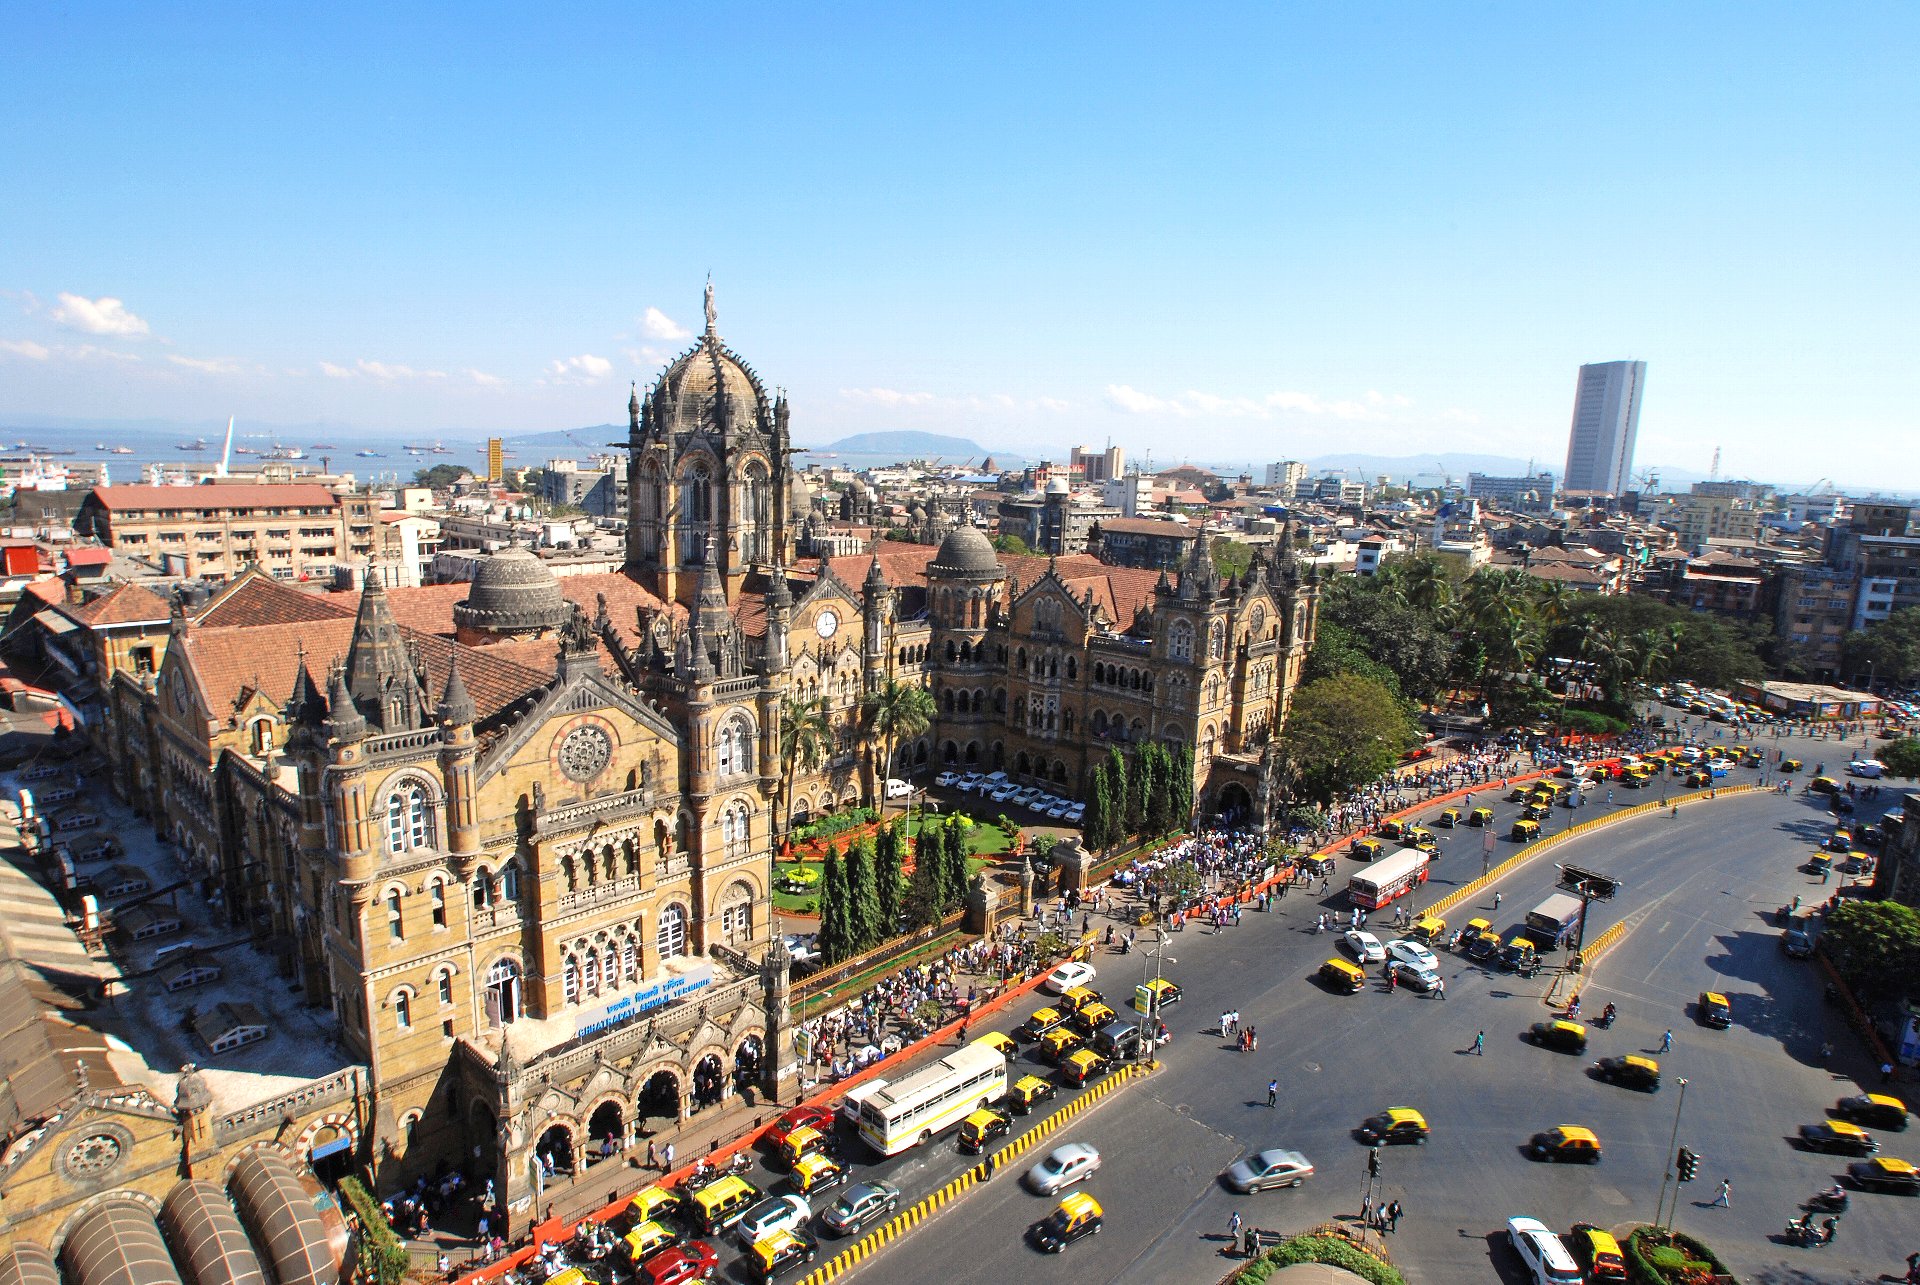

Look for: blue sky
[3,3,1915,487]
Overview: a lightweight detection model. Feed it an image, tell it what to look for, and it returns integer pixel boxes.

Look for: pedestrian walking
[1660,1030,1673,1053]
[1473,1030,1485,1055]
[1493,890,1502,909]
[662,1141,674,1172]
[1267,1079,1278,1107]
[1229,1210,1243,1240]
[1712,1178,1730,1208]
[645,1140,657,1170]
[1388,1199,1402,1232]
[1435,977,1446,1000]
[1360,1195,1372,1227]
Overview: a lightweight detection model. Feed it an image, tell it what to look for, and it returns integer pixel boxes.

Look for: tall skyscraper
[1562,360,1646,494]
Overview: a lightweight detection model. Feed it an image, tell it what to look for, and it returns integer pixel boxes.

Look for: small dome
[1045,477,1071,495]
[454,547,570,637]
[931,524,1003,577]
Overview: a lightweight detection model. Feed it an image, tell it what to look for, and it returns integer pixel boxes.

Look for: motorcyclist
[1601,1002,1617,1025]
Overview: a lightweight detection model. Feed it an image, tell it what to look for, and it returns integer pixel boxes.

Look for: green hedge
[1562,708,1632,736]
[1231,1233,1406,1285]
[793,808,875,843]
[339,1175,410,1285]
[1625,1228,1736,1285]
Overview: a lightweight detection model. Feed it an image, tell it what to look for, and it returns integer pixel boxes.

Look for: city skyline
[2,3,1915,488]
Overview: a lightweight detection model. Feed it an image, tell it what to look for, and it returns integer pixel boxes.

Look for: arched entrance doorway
[636,1070,680,1133]
[306,1124,355,1186]
[534,1123,574,1177]
[468,1100,497,1175]
[1216,782,1254,828]
[485,957,522,1025]
[690,1054,725,1111]
[585,1101,625,1168]
[732,1036,764,1098]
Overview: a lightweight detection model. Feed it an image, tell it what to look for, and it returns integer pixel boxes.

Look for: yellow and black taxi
[1468,807,1496,827]
[1038,1027,1084,1064]
[1403,826,1438,853]
[1742,750,1764,767]
[1378,818,1406,840]
[1008,1074,1058,1115]
[776,1124,832,1169]
[1697,991,1733,1029]
[1800,1119,1879,1156]
[1684,770,1711,788]
[1506,784,1535,803]
[1058,1047,1110,1087]
[1437,807,1463,827]
[1568,1224,1628,1282]
[972,1030,1018,1063]
[1810,775,1839,794]
[626,1185,684,1228]
[748,1228,819,1282]
[1024,1006,1070,1039]
[1358,1108,1429,1145]
[957,1107,1011,1154]
[1511,818,1541,842]
[1836,1093,1910,1131]
[1520,801,1551,821]
[689,1174,763,1234]
[1071,1001,1117,1036]
[788,1150,848,1196]
[1847,1156,1920,1195]
[1133,977,1182,1014]
[1501,937,1540,975]
[1530,1125,1602,1164]
[1029,1191,1104,1253]
[624,1219,678,1263]
[1782,758,1803,772]
[1408,916,1447,945]
[1593,1055,1661,1091]
[1058,985,1105,1016]
[1350,836,1386,861]
[1805,851,1834,877]
[1318,958,1366,994]
[1526,1019,1588,1053]
[1826,829,1854,852]
[1467,924,1503,962]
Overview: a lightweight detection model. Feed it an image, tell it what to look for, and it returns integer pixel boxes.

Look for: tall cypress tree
[1107,747,1130,841]
[1172,744,1195,828]
[819,846,846,963]
[874,820,904,935]
[844,834,880,951]
[942,816,971,911]
[904,824,941,926]
[1125,748,1150,833]
[1145,742,1173,836]
[1086,763,1111,849]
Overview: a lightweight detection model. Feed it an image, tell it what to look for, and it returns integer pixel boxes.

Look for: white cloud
[0,339,50,360]
[357,359,447,381]
[466,368,506,388]
[840,387,935,407]
[319,361,354,379]
[546,354,613,382]
[50,293,150,337]
[167,354,239,374]
[641,307,691,340]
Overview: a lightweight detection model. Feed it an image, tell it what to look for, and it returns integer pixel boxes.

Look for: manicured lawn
[771,818,1009,918]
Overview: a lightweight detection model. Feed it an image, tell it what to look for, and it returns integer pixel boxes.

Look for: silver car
[1024,1142,1101,1195]
[1224,1148,1314,1193]
[1386,939,1438,972]
[734,1194,810,1249]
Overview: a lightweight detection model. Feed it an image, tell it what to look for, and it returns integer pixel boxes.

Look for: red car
[639,1240,720,1285]
[766,1104,835,1150]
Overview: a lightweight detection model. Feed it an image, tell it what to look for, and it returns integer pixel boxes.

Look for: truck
[1524,893,1583,951]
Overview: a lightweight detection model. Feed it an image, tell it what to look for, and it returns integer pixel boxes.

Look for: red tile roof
[89,483,342,511]
[1096,517,1199,539]
[58,582,172,627]
[64,548,112,568]
[194,573,354,628]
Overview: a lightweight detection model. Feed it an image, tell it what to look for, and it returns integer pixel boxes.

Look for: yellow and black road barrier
[795,1060,1158,1284]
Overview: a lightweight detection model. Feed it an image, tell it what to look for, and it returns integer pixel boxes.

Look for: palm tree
[776,694,832,846]
[1399,555,1454,615]
[861,679,936,809]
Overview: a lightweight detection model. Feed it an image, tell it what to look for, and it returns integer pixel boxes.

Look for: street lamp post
[1134,934,1174,1061]
[1652,1076,1690,1234]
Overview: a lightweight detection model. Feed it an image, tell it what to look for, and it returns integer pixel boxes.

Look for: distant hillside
[809,431,990,459]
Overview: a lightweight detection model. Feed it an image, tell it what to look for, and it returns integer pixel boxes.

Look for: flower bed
[1626,1228,1737,1285]
[1229,1228,1405,1285]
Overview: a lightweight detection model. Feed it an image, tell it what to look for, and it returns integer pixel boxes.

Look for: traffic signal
[1367,1147,1380,1177]
[1676,1146,1699,1182]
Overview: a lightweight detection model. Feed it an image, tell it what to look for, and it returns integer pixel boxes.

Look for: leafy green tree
[941,816,972,910]
[1842,607,1920,687]
[1317,580,1453,702]
[412,463,472,489]
[1124,748,1150,834]
[991,533,1031,555]
[861,679,936,797]
[1821,900,1920,1002]
[1144,742,1173,836]
[1880,737,1920,780]
[818,847,847,964]
[1304,621,1407,701]
[873,820,905,931]
[776,695,833,843]
[1106,747,1130,842]
[843,835,881,951]
[1085,763,1112,849]
[1278,674,1418,806]
[1210,537,1254,581]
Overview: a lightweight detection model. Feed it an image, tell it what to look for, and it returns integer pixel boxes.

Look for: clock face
[557,725,613,782]
[815,610,839,639]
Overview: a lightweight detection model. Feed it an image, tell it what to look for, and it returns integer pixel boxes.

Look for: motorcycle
[725,1151,756,1178]
[1782,1216,1824,1247]
[1808,1186,1849,1213]
[1596,1003,1617,1028]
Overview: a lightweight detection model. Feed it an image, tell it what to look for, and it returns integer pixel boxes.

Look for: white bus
[857,1042,1008,1156]
[1347,849,1430,910]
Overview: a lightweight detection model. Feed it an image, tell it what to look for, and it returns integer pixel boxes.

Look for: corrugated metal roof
[0,1243,59,1285]
[159,1179,269,1285]
[60,1202,184,1285]
[227,1151,341,1285]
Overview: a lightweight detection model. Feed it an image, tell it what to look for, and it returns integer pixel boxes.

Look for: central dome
[454,547,571,638]
[931,524,1002,577]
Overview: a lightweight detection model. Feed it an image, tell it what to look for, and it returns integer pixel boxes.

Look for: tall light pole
[1652,1076,1690,1235]
[1134,933,1174,1061]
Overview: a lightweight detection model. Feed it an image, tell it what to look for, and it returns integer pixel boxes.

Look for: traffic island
[1221,1225,1406,1285]
[1624,1226,1739,1284]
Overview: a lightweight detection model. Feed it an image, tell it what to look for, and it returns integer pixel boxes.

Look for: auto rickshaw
[1058,1048,1110,1087]
[624,1219,678,1263]
[1039,1027,1084,1064]
[1408,915,1447,945]
[973,1031,1018,1062]
[957,1108,1010,1154]
[777,1124,832,1170]
[1071,1001,1117,1035]
[1024,1006,1069,1039]
[1511,818,1540,842]
[1468,807,1494,827]
[1437,807,1462,827]
[1008,1074,1058,1115]
[789,1150,848,1195]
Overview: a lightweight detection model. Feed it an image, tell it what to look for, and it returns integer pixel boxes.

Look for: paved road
[831,737,1914,1284]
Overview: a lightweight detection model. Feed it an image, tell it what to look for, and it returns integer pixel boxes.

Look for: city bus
[857,1042,1008,1156]
[1347,848,1430,910]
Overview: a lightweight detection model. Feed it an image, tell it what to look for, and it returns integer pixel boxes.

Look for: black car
[1847,1158,1920,1195]
[1527,1020,1589,1053]
[1782,925,1815,958]
[819,1182,900,1237]
[1592,1055,1661,1091]
[1799,1122,1878,1156]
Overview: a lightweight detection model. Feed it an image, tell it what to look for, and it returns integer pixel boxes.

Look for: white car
[1507,1216,1581,1285]
[1849,759,1885,779]
[734,1194,811,1249]
[1343,930,1385,964]
[1389,960,1440,992]
[1043,961,1097,994]
[1386,939,1438,972]
[989,785,1021,803]
[1065,803,1086,822]
[1046,801,1073,819]
[934,771,960,788]
[1025,1142,1100,1195]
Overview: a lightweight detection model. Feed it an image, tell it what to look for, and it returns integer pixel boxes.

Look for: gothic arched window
[658,904,689,959]
[716,715,754,777]
[1169,621,1194,662]
[721,800,752,859]
[384,781,434,855]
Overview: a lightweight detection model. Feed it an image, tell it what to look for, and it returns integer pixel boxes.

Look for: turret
[325,668,366,744]
[761,565,792,676]
[438,655,480,861]
[343,574,428,733]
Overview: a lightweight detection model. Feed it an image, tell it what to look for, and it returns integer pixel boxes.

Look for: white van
[884,778,913,799]
[1848,759,1885,779]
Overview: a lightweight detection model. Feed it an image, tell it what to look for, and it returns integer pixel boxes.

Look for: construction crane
[1807,477,1836,495]
[1630,467,1661,493]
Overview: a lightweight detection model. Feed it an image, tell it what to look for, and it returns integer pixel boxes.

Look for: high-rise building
[1562,360,1646,494]
[1070,444,1124,484]
[1265,460,1306,493]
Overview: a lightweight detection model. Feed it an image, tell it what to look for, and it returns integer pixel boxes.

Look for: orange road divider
[794,1059,1158,1285]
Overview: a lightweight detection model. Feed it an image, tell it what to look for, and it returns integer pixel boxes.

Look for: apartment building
[1775,563,1857,676]
[76,482,375,580]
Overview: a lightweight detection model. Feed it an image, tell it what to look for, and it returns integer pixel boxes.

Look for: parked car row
[932,771,1085,822]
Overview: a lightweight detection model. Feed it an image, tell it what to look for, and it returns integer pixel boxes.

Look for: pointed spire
[703,275,718,338]
[438,649,475,726]
[325,666,366,743]
[767,559,792,609]
[343,572,426,733]
[285,642,327,727]
[864,546,888,591]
